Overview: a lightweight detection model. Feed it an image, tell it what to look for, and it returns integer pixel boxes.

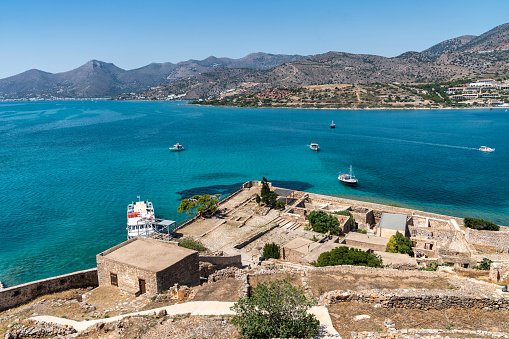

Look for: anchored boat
[330,120,335,129]
[338,165,358,186]
[169,143,185,151]
[126,198,176,240]
[310,143,320,151]
[126,199,156,239]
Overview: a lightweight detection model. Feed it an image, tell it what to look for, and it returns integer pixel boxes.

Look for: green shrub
[419,262,453,271]
[386,231,414,256]
[473,258,492,270]
[276,201,286,209]
[307,211,340,234]
[313,246,382,268]
[177,237,207,251]
[263,243,280,259]
[230,279,319,339]
[464,217,499,231]
[357,229,367,234]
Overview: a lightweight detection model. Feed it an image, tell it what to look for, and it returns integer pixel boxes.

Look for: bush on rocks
[262,243,280,259]
[307,210,340,234]
[313,246,383,268]
[464,217,499,231]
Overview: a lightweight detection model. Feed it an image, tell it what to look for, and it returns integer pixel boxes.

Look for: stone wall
[349,208,375,228]
[344,238,387,252]
[96,255,158,295]
[0,269,97,312]
[199,254,242,270]
[320,288,509,311]
[490,262,509,283]
[409,226,433,238]
[465,228,509,250]
[281,247,306,263]
[157,253,200,291]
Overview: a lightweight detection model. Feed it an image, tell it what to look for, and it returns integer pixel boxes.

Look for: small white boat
[330,120,335,129]
[169,143,185,151]
[310,143,320,151]
[338,165,358,186]
[479,146,495,153]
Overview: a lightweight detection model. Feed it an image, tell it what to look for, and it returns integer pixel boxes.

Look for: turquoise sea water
[1,101,508,286]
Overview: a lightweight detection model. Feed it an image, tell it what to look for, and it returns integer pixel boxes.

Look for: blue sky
[0,0,508,79]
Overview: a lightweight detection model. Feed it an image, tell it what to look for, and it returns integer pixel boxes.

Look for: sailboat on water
[330,120,335,128]
[338,165,358,186]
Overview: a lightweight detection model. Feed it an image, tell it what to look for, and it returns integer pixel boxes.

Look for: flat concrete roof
[284,237,321,254]
[344,232,389,247]
[102,237,196,272]
[378,213,407,231]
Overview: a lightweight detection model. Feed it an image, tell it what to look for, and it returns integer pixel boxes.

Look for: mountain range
[0,53,307,99]
[1,23,509,100]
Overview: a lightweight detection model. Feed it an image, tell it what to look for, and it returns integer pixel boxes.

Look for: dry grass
[328,302,509,338]
[308,271,456,297]
[193,278,241,302]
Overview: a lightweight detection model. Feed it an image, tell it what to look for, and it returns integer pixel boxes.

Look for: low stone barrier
[5,320,77,339]
[320,288,509,311]
[0,268,98,312]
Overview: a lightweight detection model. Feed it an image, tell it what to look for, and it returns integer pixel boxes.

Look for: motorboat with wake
[479,146,495,153]
[310,143,320,151]
[338,165,358,186]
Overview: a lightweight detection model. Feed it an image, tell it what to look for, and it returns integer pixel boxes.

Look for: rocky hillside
[118,22,509,101]
[121,50,476,101]
[458,22,509,52]
[422,35,477,58]
[0,53,307,99]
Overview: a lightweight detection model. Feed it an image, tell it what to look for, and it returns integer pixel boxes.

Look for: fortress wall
[0,268,98,312]
[465,228,509,249]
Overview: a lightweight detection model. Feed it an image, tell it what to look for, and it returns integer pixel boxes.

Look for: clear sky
[1,0,508,79]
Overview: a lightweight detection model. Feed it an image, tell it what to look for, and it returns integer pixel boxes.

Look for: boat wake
[348,134,479,151]
[383,137,478,151]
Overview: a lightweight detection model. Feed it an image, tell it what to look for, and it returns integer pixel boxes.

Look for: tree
[386,231,414,256]
[307,210,340,234]
[177,194,219,216]
[260,177,278,206]
[230,279,320,339]
[263,243,280,259]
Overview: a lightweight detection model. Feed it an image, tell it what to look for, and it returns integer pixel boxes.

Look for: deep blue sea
[1,101,508,286]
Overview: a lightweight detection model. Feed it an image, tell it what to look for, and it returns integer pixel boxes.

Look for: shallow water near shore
[0,101,508,286]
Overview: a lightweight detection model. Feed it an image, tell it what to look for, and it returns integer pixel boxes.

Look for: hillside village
[1,181,509,338]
